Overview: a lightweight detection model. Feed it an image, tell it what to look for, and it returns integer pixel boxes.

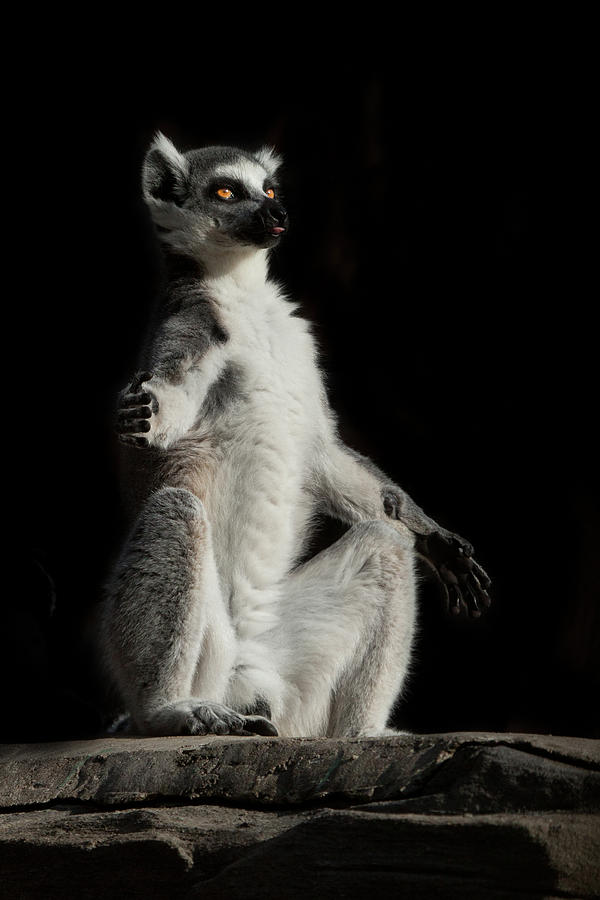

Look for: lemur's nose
[261,199,288,232]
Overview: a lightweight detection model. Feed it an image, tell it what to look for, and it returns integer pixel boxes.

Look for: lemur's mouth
[234,219,288,247]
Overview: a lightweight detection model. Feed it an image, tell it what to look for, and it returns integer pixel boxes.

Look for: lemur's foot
[144,699,279,737]
[116,371,158,448]
[383,488,491,618]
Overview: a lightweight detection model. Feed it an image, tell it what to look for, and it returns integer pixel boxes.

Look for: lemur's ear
[254,146,283,178]
[142,132,189,205]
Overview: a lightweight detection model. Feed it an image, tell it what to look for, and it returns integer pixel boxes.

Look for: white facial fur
[213,160,270,197]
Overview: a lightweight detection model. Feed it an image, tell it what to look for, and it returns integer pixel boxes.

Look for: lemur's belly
[196,366,314,639]
[163,299,323,636]
[210,399,312,587]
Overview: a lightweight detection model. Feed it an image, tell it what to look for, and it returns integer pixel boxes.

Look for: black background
[8,40,598,741]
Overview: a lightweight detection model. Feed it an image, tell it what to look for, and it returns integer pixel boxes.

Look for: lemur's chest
[202,287,321,581]
[214,291,321,434]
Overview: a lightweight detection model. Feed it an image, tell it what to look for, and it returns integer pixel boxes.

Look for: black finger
[438,579,451,613]
[115,419,151,435]
[468,571,492,609]
[453,554,475,574]
[480,589,492,608]
[463,577,483,617]
[117,405,152,422]
[414,547,437,576]
[463,582,482,618]
[472,558,492,590]
[118,434,150,448]
[439,564,459,586]
[119,392,153,409]
[416,556,451,610]
[448,583,465,615]
[130,371,153,392]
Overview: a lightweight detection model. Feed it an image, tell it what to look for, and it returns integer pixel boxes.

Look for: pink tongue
[271,226,285,234]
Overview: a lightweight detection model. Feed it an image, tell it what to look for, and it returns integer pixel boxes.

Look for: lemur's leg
[103,486,276,736]
[272,520,417,738]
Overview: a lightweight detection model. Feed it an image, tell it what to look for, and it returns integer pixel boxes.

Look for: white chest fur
[200,259,326,636]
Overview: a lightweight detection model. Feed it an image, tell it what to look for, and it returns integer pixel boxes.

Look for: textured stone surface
[1,731,598,810]
[1,732,599,899]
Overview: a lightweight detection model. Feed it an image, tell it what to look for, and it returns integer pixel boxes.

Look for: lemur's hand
[383,488,491,618]
[116,371,158,449]
[414,530,492,618]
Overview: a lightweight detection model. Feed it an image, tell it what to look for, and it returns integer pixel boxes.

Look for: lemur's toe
[242,715,279,736]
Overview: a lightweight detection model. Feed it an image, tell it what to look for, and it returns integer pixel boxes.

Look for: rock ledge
[1,732,598,898]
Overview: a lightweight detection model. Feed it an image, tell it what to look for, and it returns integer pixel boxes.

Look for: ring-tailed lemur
[102,133,491,738]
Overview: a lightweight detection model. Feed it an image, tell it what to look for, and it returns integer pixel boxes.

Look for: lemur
[102,133,491,739]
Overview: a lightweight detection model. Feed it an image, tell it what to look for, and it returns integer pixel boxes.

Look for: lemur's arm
[315,441,492,617]
[116,295,227,450]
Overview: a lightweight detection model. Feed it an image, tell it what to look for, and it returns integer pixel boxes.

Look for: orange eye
[216,188,233,199]
[265,188,275,199]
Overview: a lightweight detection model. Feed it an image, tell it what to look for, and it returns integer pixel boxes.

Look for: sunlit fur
[101,135,417,738]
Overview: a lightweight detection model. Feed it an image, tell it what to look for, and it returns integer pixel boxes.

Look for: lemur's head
[142,133,287,262]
